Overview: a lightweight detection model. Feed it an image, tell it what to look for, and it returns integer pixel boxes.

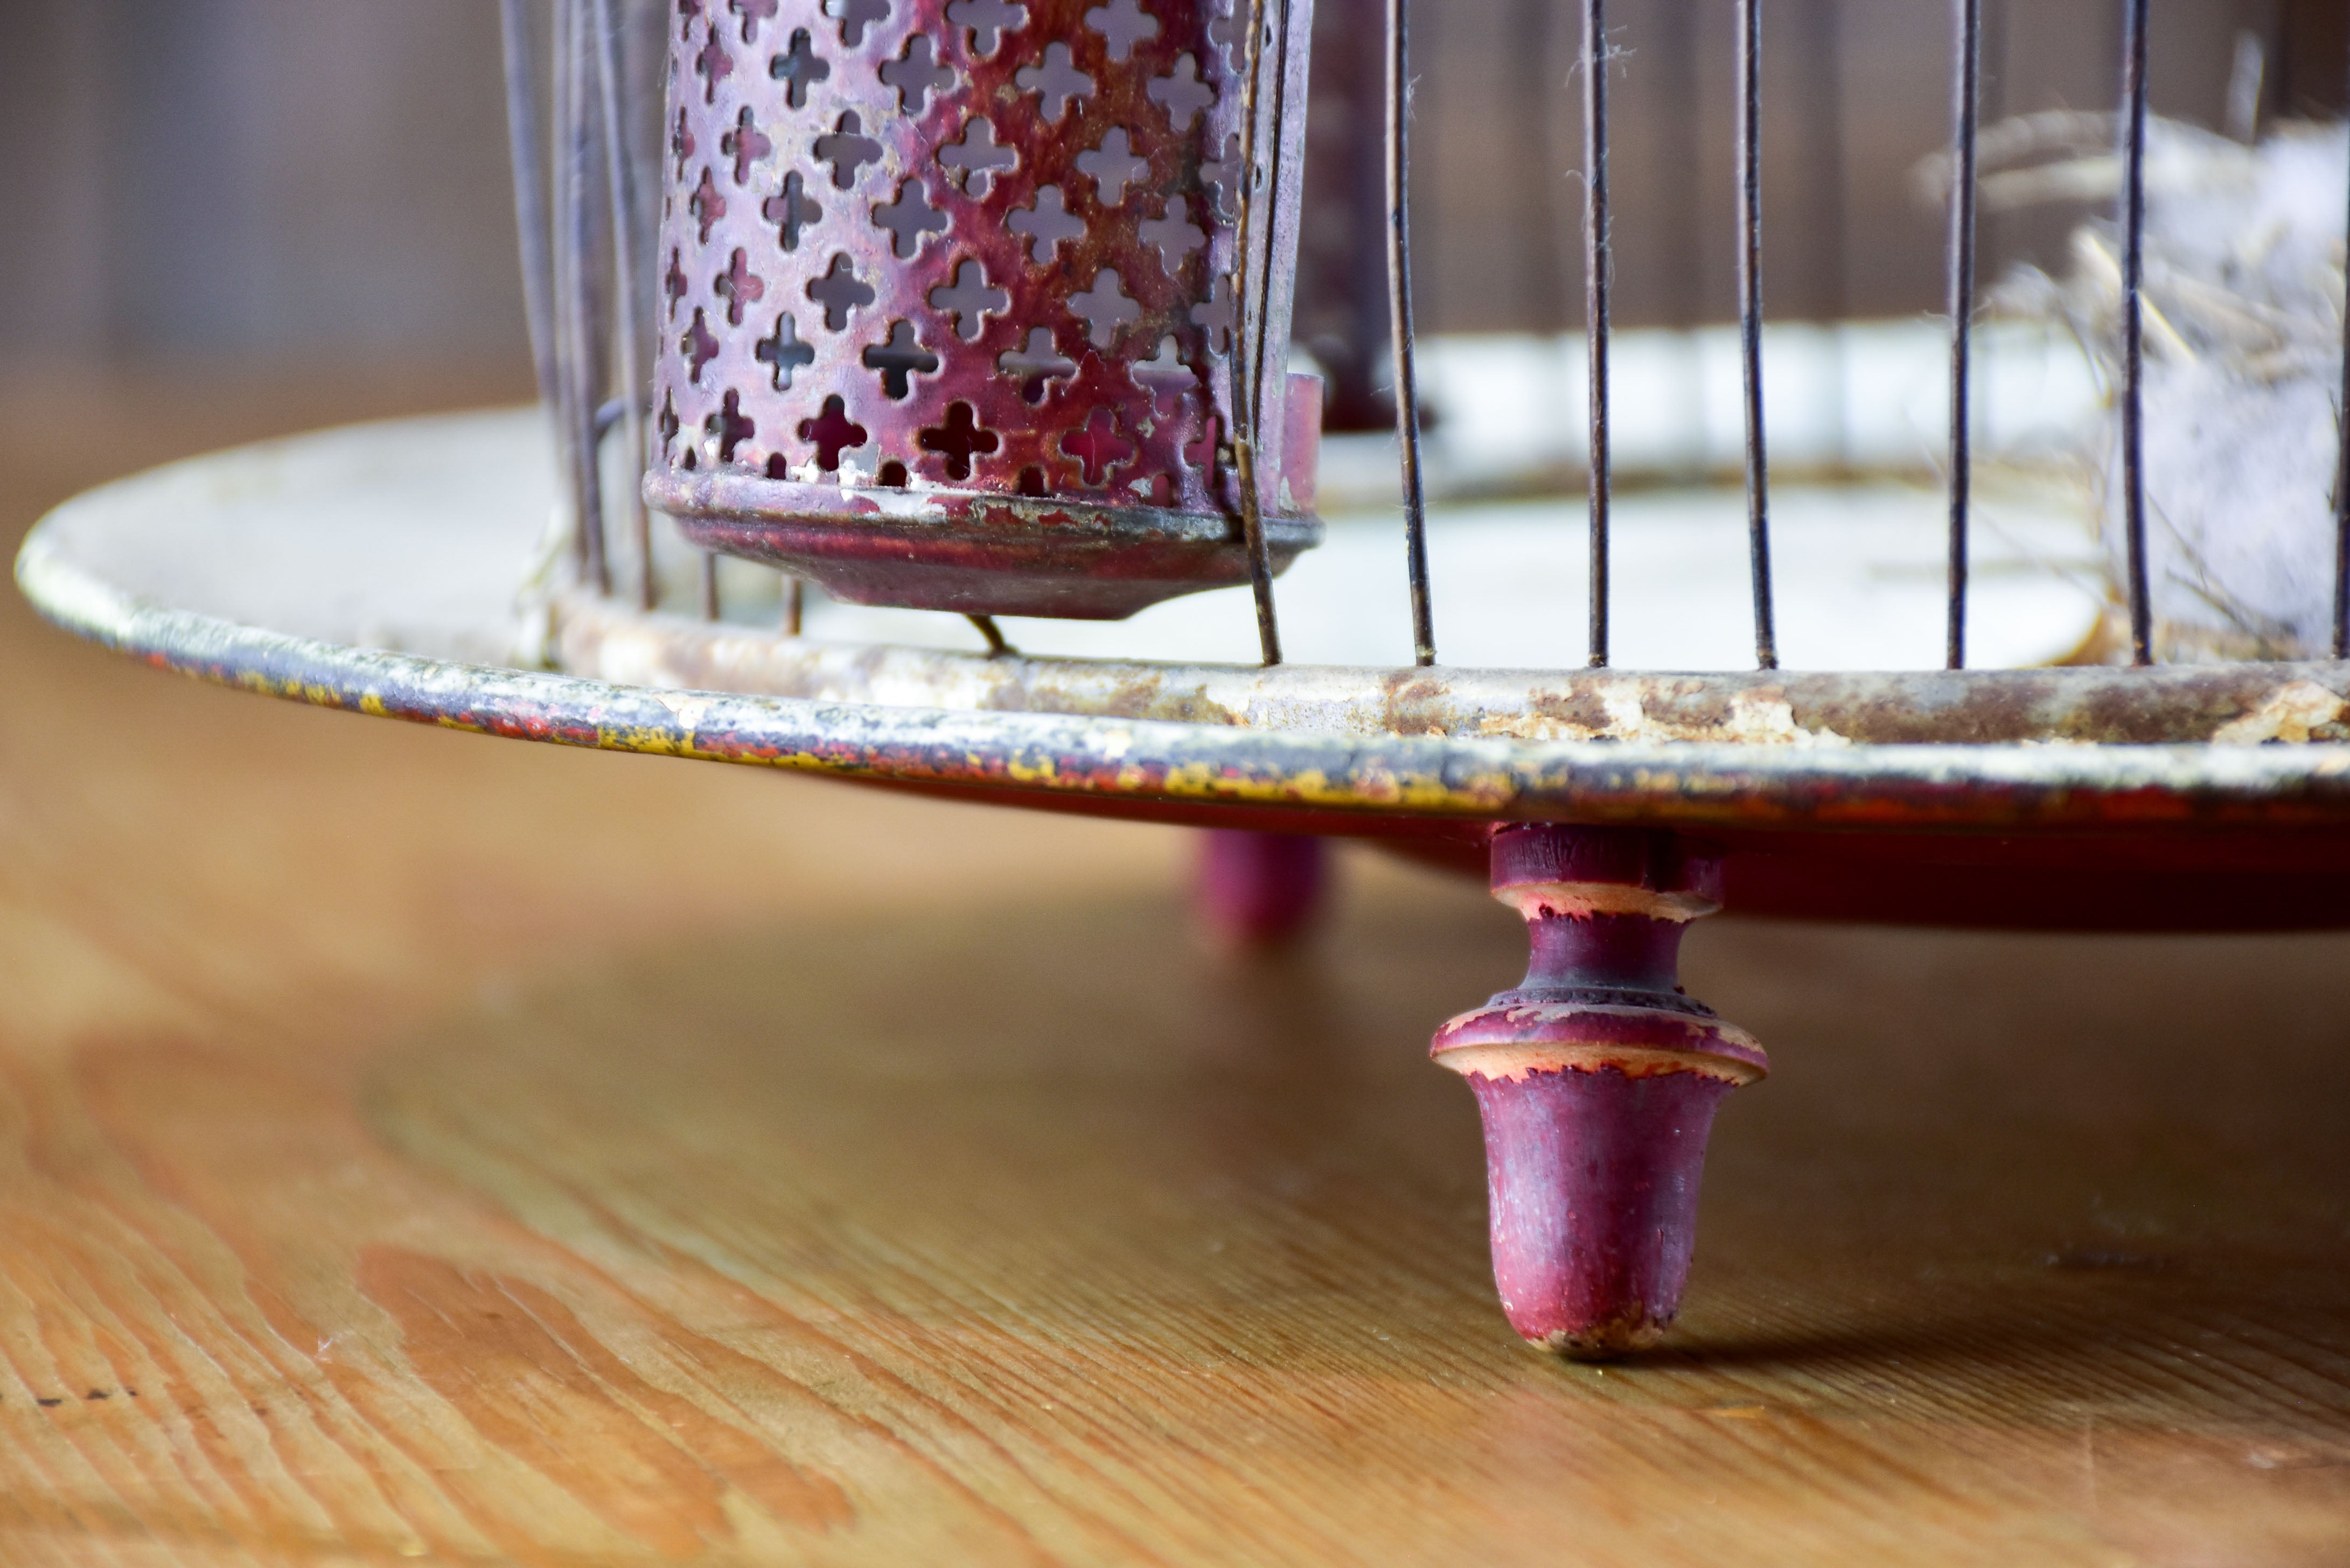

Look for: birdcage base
[651,473,1322,620]
[1432,823,1767,1357]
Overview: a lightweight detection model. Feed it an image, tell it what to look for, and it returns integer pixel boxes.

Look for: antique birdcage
[19,0,2350,1359]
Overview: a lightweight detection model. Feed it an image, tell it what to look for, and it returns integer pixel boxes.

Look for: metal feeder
[647,0,1323,619]
[18,0,2350,1362]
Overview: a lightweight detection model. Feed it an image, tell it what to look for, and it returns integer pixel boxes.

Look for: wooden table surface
[4,365,2349,1566]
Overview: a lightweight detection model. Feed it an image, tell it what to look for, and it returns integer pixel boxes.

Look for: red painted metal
[647,0,1322,618]
[1431,824,1767,1357]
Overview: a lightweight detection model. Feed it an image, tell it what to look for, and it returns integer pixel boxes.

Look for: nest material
[1964,115,2348,662]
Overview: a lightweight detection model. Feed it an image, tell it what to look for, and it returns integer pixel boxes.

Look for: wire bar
[1386,0,1435,667]
[2337,26,2350,660]
[497,0,558,411]
[783,576,805,637]
[554,0,611,594]
[967,615,1014,656]
[698,551,719,621]
[1735,0,1776,668]
[1581,0,1611,669]
[2116,0,2151,665]
[1944,0,1981,670]
[1228,0,1284,666]
[590,0,654,610]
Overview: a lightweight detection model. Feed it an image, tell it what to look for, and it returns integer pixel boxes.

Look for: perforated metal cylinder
[645,0,1322,619]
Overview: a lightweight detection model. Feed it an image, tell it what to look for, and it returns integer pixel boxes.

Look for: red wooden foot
[1433,824,1767,1358]
[1196,831,1328,949]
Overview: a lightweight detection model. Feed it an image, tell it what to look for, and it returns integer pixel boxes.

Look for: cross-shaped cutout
[1067,268,1140,348]
[1181,405,1222,472]
[1132,332,1189,381]
[945,0,1027,57]
[798,394,870,472]
[694,30,734,102]
[730,0,779,43]
[1190,272,1233,352]
[1061,408,1138,486]
[1076,128,1149,206]
[1084,0,1158,61]
[918,402,1000,481]
[815,112,882,190]
[1015,41,1093,121]
[929,259,1009,341]
[938,117,1016,196]
[678,0,705,39]
[658,388,681,454]
[1146,52,1215,129]
[682,308,721,383]
[705,389,756,464]
[822,0,889,47]
[714,248,765,325]
[861,320,940,399]
[721,107,771,184]
[1201,132,1243,222]
[872,179,947,258]
[756,311,815,388]
[807,253,875,329]
[1138,202,1205,275]
[671,107,696,180]
[664,247,691,317]
[763,171,820,250]
[880,34,953,113]
[768,29,830,108]
[1006,185,1082,264]
[689,168,728,242]
[998,327,1076,403]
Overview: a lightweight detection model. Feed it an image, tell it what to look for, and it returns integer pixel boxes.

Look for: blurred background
[1,0,2341,394]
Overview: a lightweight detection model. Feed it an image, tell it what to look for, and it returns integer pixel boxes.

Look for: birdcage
[18,0,2350,1361]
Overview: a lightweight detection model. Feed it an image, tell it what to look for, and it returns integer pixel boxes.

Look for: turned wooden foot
[1196,831,1328,948]
[1433,824,1767,1358]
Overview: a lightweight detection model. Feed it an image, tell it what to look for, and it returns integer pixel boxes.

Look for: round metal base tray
[18,408,2350,928]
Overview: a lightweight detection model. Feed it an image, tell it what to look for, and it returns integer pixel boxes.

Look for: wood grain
[3,366,2349,1565]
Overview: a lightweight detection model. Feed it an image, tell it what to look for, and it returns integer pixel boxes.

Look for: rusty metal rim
[20,523,2350,837]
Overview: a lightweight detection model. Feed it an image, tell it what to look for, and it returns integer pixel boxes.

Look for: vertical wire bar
[498,0,559,409]
[699,552,719,620]
[555,0,611,595]
[2337,23,2350,660]
[1944,0,1981,669]
[1736,0,1776,667]
[1581,0,1610,668]
[783,575,805,637]
[590,0,654,610]
[1229,0,1283,666]
[2117,0,2151,664]
[1386,0,1435,666]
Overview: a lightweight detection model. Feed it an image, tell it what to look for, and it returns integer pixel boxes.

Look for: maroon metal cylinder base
[1432,824,1767,1358]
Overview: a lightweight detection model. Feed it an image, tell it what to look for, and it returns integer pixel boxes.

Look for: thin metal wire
[1386,0,1434,666]
[1581,0,1610,668]
[1735,0,1776,668]
[2338,30,2350,659]
[554,0,611,594]
[783,576,805,637]
[1944,0,1980,670]
[497,0,558,409]
[967,615,1014,656]
[590,0,654,611]
[2336,22,2350,661]
[2117,0,2151,665]
[1228,0,1283,666]
[698,551,719,620]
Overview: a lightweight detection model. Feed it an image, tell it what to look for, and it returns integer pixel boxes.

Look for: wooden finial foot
[1196,831,1328,949]
[1433,824,1766,1358]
